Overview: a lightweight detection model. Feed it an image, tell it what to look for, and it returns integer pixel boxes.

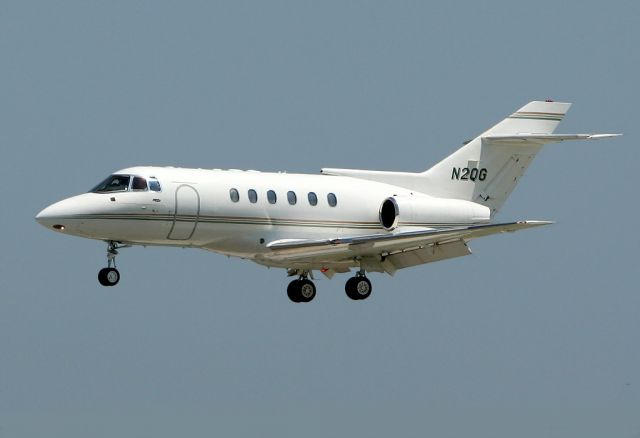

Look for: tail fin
[321,101,619,217]
[422,101,572,216]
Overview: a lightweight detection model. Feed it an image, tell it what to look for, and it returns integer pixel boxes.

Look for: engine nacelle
[379,195,490,230]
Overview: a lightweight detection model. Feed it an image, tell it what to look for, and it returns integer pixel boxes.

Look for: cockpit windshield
[90,174,162,193]
[91,175,131,193]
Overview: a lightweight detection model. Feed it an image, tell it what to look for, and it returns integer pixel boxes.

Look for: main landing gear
[98,241,124,287]
[285,270,373,302]
[345,271,372,301]
[287,273,317,303]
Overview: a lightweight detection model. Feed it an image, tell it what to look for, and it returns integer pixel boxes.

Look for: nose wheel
[98,241,125,287]
[98,267,120,286]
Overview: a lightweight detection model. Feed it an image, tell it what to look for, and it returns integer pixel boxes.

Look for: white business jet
[36,101,619,302]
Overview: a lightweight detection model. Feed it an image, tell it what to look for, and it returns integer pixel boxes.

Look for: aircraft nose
[36,200,70,230]
[35,195,91,232]
[35,207,47,224]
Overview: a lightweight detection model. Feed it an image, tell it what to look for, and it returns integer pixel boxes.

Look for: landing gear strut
[345,271,372,300]
[287,272,316,303]
[98,241,123,287]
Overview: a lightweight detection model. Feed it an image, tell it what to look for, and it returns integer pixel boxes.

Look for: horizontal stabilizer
[483,133,622,144]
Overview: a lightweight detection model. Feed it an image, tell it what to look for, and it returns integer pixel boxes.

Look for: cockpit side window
[148,178,161,192]
[90,175,131,193]
[131,176,148,191]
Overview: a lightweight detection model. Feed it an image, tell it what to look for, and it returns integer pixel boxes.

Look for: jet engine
[379,195,490,230]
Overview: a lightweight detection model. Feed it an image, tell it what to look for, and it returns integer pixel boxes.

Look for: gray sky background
[1,1,639,436]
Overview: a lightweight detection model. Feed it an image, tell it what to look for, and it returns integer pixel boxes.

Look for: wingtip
[518,220,555,226]
[589,133,623,139]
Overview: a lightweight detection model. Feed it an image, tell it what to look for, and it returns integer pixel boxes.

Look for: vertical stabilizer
[421,101,571,216]
[321,101,617,218]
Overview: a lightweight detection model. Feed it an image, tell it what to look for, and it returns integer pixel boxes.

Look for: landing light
[52,224,65,231]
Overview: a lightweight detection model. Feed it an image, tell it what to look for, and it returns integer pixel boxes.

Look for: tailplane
[420,101,619,216]
[322,101,620,217]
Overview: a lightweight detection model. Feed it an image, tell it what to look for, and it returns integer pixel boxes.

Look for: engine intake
[380,198,400,230]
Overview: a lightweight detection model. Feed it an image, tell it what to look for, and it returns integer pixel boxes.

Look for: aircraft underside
[97,239,376,303]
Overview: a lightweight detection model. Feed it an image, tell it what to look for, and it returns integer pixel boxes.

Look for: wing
[260,221,552,275]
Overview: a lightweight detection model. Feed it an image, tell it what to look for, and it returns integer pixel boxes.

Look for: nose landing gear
[98,241,125,287]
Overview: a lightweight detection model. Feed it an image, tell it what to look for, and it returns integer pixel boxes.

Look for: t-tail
[322,101,620,217]
[421,101,620,216]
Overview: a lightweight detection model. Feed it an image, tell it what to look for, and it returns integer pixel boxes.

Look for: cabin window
[287,191,297,205]
[229,188,240,202]
[90,175,131,193]
[131,176,148,191]
[308,192,318,206]
[248,189,258,203]
[267,190,277,204]
[149,179,161,192]
[327,193,337,207]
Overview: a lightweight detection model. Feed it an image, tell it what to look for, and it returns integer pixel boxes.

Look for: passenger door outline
[167,184,200,240]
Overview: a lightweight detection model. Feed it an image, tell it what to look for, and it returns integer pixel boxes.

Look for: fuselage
[36,166,490,268]
[33,101,616,300]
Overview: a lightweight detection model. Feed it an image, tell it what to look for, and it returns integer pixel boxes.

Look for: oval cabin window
[267,190,277,204]
[229,188,240,202]
[327,193,337,207]
[248,189,258,203]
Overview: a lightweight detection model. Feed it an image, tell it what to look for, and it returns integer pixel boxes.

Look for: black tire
[345,277,360,300]
[298,279,316,303]
[98,267,120,286]
[98,268,110,286]
[345,276,372,300]
[287,280,301,303]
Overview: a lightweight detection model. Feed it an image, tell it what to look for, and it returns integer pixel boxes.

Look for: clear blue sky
[1,1,639,436]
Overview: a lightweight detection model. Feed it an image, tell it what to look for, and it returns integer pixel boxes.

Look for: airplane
[35,100,619,302]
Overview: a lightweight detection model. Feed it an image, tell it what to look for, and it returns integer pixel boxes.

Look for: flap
[264,221,552,265]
